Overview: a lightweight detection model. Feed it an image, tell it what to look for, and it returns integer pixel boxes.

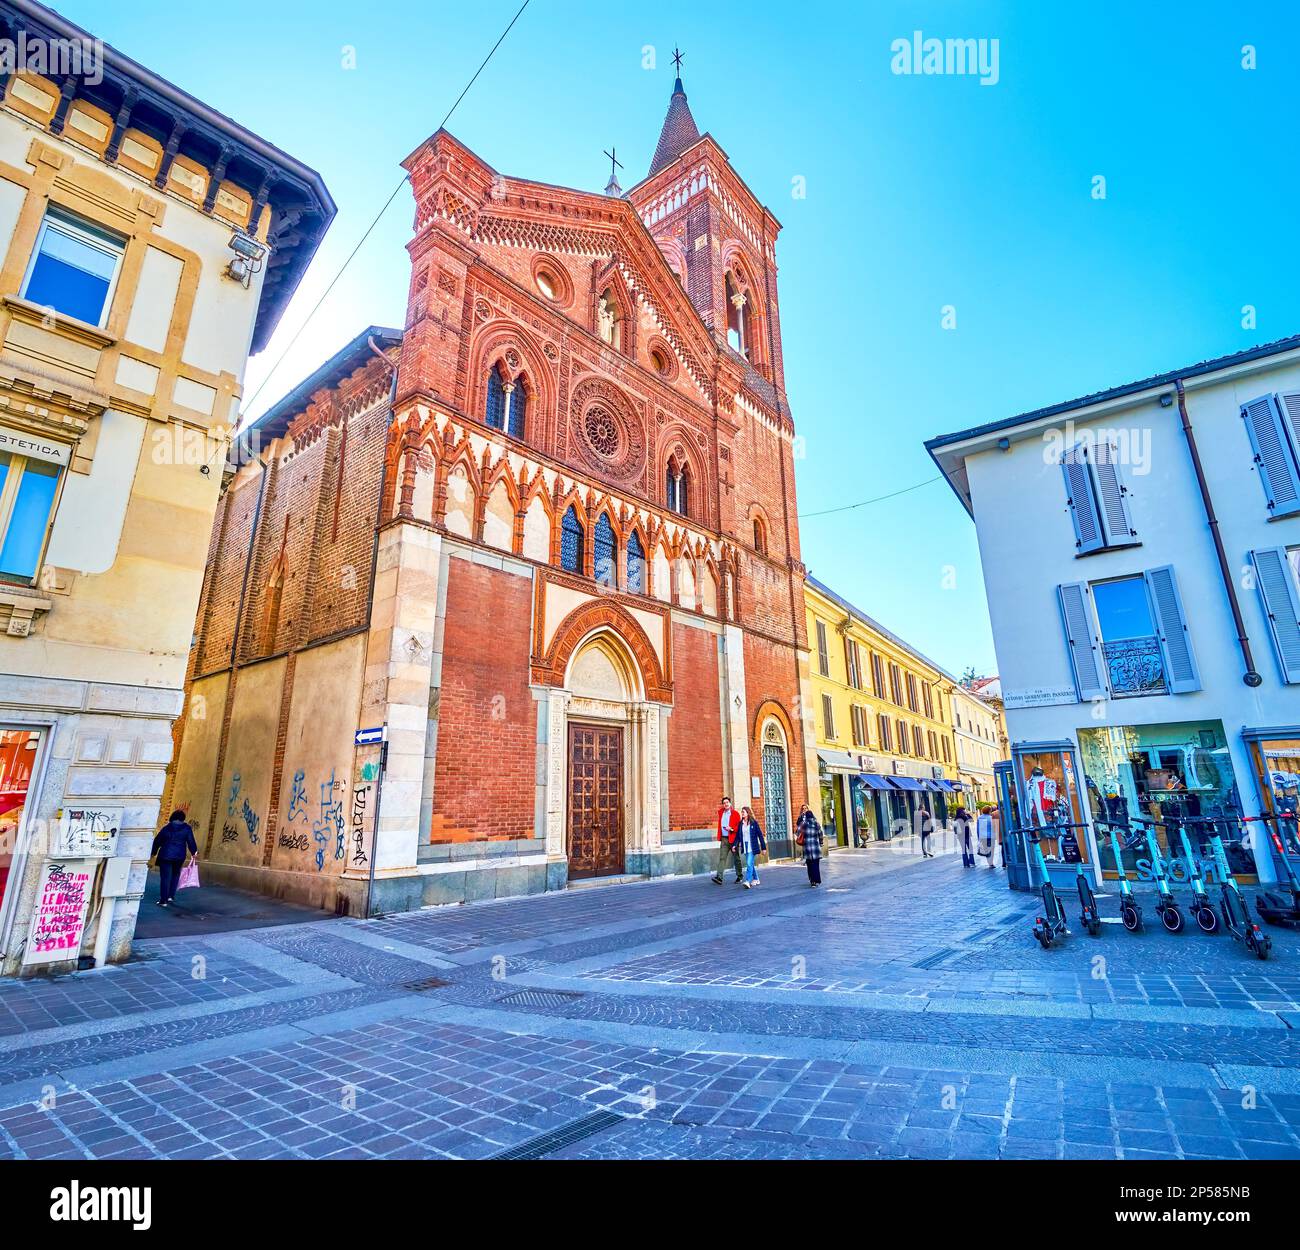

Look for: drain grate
[963,927,998,943]
[400,975,451,992]
[998,912,1023,926]
[912,947,957,970]
[494,988,585,1009]
[489,1109,623,1160]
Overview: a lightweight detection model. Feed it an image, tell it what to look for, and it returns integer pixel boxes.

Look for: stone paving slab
[2,848,1299,1159]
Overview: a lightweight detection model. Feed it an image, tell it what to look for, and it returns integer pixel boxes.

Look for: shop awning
[817,748,861,775]
[888,777,926,791]
[934,779,960,792]
[856,773,894,789]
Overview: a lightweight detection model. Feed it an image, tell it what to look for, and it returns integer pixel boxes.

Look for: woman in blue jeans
[150,810,198,906]
[737,806,766,889]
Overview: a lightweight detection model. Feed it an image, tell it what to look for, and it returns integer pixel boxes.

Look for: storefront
[1243,727,1300,882]
[1004,739,1093,886]
[0,726,49,964]
[850,773,893,841]
[1078,719,1254,880]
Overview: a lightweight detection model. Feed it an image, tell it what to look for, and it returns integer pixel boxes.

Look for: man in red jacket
[712,796,743,884]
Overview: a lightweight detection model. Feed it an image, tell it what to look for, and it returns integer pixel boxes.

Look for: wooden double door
[567,723,624,878]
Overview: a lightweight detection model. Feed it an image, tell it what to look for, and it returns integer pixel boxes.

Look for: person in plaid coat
[796,803,825,887]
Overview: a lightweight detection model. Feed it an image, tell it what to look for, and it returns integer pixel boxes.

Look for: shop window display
[0,729,39,917]
[1014,747,1086,864]
[1079,720,1252,879]
[1246,734,1300,866]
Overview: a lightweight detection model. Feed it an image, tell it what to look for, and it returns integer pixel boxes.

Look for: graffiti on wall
[312,769,345,872]
[351,783,370,868]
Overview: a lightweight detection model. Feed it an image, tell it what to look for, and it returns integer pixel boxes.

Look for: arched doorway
[760,718,793,858]
[564,632,640,879]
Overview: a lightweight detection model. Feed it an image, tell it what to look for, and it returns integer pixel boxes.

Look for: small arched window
[486,369,507,430]
[626,530,645,594]
[561,505,584,573]
[594,513,616,587]
[508,378,526,440]
[725,271,749,359]
[753,517,767,555]
[666,459,690,517]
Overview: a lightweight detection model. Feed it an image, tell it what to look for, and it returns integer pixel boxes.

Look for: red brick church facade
[168,75,817,912]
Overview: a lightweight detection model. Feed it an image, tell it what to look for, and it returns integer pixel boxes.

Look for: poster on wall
[53,806,122,858]
[24,860,94,965]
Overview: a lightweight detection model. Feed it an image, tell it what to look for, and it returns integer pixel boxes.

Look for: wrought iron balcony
[1103,635,1167,698]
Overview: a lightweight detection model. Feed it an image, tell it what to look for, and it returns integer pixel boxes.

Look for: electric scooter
[1108,827,1142,932]
[1066,824,1101,936]
[1210,833,1271,959]
[1143,825,1184,933]
[1178,828,1219,933]
[1250,815,1300,929]
[1026,828,1068,948]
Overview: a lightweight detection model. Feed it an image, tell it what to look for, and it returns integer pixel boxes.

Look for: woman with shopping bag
[150,809,198,907]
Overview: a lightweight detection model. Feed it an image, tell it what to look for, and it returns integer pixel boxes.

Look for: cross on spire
[602,146,623,180]
[672,45,684,75]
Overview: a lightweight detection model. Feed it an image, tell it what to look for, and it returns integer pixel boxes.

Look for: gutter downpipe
[363,336,399,920]
[1174,378,1261,688]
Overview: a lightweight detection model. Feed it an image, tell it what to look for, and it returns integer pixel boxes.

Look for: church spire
[647,49,701,177]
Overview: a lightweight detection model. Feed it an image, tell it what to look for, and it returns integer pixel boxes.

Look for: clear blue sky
[57,0,1300,676]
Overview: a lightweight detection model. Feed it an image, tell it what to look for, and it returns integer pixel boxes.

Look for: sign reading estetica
[0,423,71,466]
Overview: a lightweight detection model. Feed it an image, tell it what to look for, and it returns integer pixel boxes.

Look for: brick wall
[667,622,723,829]
[429,559,535,843]
[743,630,809,828]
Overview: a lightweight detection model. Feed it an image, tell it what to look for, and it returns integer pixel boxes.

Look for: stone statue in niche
[596,293,617,346]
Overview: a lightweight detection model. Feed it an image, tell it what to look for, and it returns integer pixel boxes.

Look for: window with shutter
[1251,547,1300,684]
[1241,393,1300,517]
[1062,444,1104,554]
[1092,439,1136,544]
[1057,581,1106,701]
[1144,565,1200,693]
[878,714,891,751]
[816,620,829,676]
[871,652,884,696]
[822,693,836,739]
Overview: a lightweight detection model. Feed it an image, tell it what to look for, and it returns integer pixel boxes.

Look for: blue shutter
[485,370,506,430]
[626,531,645,594]
[1092,439,1136,545]
[594,513,616,586]
[1144,565,1200,693]
[1057,582,1105,701]
[1061,445,1104,553]
[507,382,526,440]
[1241,394,1300,516]
[1252,547,1300,684]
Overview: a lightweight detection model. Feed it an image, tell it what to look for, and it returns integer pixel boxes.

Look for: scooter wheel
[1122,904,1141,933]
[1161,905,1184,933]
[1254,930,1271,961]
[1036,927,1050,949]
[1196,906,1219,934]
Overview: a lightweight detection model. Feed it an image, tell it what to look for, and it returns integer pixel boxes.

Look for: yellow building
[805,576,960,846]
[951,683,1002,806]
[0,1,332,976]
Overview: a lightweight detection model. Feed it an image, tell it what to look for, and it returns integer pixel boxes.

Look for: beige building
[0,0,332,974]
[951,683,1002,806]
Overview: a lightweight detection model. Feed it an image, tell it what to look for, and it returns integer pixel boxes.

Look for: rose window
[584,406,620,457]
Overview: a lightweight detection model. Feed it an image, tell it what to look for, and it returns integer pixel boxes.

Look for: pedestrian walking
[737,806,766,888]
[976,805,998,869]
[796,802,825,886]
[917,801,935,858]
[712,796,743,885]
[150,809,198,907]
[954,806,975,867]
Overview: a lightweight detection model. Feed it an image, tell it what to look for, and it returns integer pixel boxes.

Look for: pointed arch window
[666,458,690,518]
[753,516,767,556]
[594,513,616,587]
[626,530,645,594]
[561,505,584,574]
[485,366,527,439]
[725,271,749,360]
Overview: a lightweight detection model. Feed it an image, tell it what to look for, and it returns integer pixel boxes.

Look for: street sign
[355,726,386,746]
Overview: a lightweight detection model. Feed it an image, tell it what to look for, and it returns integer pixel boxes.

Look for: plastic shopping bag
[178,859,201,891]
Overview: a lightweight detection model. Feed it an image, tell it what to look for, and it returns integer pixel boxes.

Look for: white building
[928,336,1300,887]
[0,0,332,975]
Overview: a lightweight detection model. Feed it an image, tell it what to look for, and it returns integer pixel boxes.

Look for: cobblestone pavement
[3,845,1300,1161]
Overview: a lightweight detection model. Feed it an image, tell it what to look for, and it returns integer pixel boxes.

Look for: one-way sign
[355,726,386,746]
